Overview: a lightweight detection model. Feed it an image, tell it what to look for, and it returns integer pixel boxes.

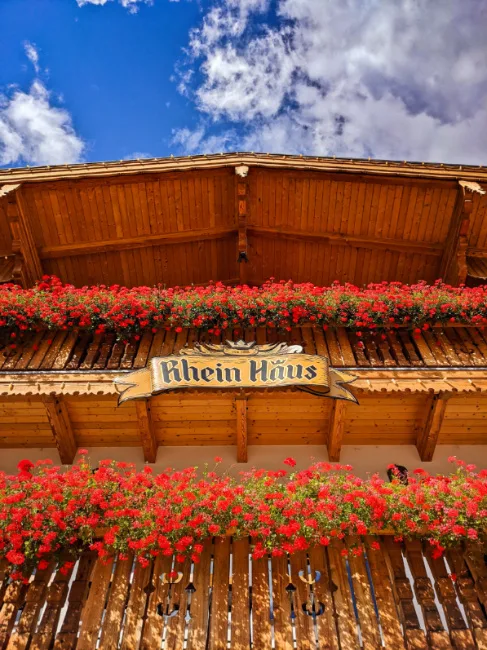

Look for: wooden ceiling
[0,153,486,288]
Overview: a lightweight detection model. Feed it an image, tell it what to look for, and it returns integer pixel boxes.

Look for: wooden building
[0,153,487,648]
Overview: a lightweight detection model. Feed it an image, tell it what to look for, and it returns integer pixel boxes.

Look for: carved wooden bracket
[440,180,485,285]
[2,184,43,287]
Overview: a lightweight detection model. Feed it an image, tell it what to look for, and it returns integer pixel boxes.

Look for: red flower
[17,460,34,474]
[284,457,296,468]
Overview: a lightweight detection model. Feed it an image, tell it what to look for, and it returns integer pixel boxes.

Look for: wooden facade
[0,153,487,648]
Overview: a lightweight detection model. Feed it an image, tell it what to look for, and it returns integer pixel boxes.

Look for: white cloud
[123,151,153,159]
[0,80,84,167]
[76,0,153,11]
[178,0,487,164]
[24,42,40,75]
[171,125,238,153]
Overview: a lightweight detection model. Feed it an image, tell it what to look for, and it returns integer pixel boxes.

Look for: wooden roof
[0,153,486,288]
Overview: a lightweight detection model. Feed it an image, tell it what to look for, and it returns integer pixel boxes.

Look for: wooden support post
[135,399,158,463]
[327,400,346,462]
[235,394,248,463]
[43,396,77,465]
[235,165,249,284]
[416,392,450,461]
[4,185,43,286]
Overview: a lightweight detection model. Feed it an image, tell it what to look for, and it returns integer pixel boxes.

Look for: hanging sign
[114,340,357,404]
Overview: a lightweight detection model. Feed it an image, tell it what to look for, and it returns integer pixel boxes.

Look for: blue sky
[1,0,486,167]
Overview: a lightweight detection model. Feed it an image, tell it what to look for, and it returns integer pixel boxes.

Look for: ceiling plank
[43,396,77,464]
[416,392,450,461]
[327,400,346,462]
[135,399,158,463]
[235,394,248,463]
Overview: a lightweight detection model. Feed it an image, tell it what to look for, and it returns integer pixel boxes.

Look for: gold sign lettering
[114,341,357,404]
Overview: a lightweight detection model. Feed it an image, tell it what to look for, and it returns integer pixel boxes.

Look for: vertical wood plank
[0,580,29,649]
[6,563,54,650]
[165,558,192,650]
[251,555,272,650]
[208,537,230,650]
[140,554,173,650]
[187,540,212,650]
[327,540,359,649]
[308,546,339,650]
[54,551,96,650]
[447,547,487,650]
[30,559,74,650]
[363,537,405,649]
[425,546,476,650]
[383,537,427,649]
[231,539,251,650]
[405,539,452,648]
[345,537,380,650]
[76,557,115,650]
[289,551,315,650]
[99,554,134,650]
[120,561,151,650]
[271,554,293,650]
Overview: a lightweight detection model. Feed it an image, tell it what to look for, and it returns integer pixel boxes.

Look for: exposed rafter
[416,392,451,461]
[135,399,158,463]
[43,396,77,465]
[327,400,346,462]
[235,394,248,463]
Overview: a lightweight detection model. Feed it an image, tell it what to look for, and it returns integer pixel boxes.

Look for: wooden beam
[248,226,443,256]
[39,227,237,259]
[235,395,248,463]
[135,399,158,463]
[42,396,77,464]
[235,166,249,284]
[416,393,450,461]
[4,186,43,286]
[327,400,346,462]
